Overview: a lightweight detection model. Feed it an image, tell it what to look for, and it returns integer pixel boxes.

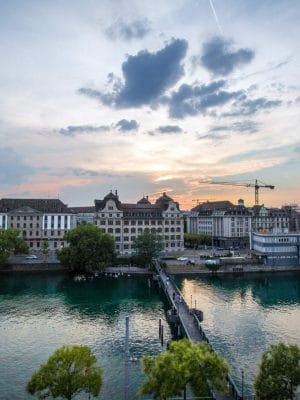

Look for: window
[30,223,33,228]
[54,242,57,248]
[17,216,20,221]
[10,216,13,220]
[24,216,27,220]
[10,223,13,228]
[37,242,40,248]
[30,242,33,248]
[44,230,47,236]
[23,223,26,228]
[29,231,33,236]
[115,220,121,225]
[100,221,106,225]
[58,230,61,236]
[115,228,121,233]
[51,230,54,236]
[108,228,113,233]
[131,228,136,233]
[23,231,26,236]
[37,216,40,221]
[36,231,39,236]
[108,206,113,210]
[124,237,129,242]
[115,236,121,242]
[30,216,33,221]
[109,214,112,217]
[108,220,113,225]
[36,223,39,228]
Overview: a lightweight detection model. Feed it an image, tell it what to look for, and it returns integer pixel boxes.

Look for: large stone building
[187,199,252,248]
[94,191,184,255]
[251,205,289,233]
[0,198,76,251]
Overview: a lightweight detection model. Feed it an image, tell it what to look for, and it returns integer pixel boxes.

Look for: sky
[0,0,299,209]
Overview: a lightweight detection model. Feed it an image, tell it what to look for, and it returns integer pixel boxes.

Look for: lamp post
[241,369,244,400]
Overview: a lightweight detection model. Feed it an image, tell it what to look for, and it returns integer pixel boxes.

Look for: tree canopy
[57,223,115,272]
[0,229,28,267]
[184,233,211,248]
[255,342,300,400]
[140,339,229,399]
[132,228,163,267]
[27,345,103,400]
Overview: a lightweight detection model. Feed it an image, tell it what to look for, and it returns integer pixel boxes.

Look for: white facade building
[94,191,184,255]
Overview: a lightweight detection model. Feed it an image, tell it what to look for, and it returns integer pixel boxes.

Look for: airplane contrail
[208,0,223,35]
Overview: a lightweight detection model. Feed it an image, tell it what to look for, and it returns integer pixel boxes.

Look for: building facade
[250,205,289,233]
[0,198,76,251]
[94,191,184,255]
[187,199,252,249]
[251,231,300,266]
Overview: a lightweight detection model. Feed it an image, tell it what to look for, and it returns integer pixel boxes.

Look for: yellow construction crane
[206,179,274,205]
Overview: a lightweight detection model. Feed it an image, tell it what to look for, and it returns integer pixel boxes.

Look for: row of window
[116,242,182,250]
[22,230,64,237]
[98,219,181,226]
[29,241,64,248]
[10,215,40,221]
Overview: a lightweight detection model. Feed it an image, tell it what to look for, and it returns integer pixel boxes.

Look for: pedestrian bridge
[154,261,246,400]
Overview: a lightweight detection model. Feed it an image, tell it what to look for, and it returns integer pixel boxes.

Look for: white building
[94,191,184,255]
[0,198,76,251]
[187,199,252,249]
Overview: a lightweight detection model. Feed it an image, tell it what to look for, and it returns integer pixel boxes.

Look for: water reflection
[175,272,300,396]
[0,273,171,400]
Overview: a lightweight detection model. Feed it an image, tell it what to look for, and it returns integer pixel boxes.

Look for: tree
[140,339,229,400]
[132,228,163,267]
[41,240,50,257]
[0,229,29,267]
[27,345,102,400]
[184,233,211,249]
[57,223,115,272]
[254,343,300,400]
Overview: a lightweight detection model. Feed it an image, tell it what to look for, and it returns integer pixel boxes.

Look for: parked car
[177,257,188,261]
[25,255,38,259]
[187,259,195,265]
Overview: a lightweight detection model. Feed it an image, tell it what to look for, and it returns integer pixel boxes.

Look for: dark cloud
[0,147,33,184]
[198,132,229,141]
[165,80,243,119]
[199,36,254,76]
[58,125,110,137]
[78,38,188,108]
[116,119,139,131]
[209,120,259,134]
[157,125,182,134]
[224,97,282,117]
[70,168,102,177]
[105,18,151,41]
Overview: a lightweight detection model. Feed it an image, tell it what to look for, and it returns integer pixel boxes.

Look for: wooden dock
[154,262,244,400]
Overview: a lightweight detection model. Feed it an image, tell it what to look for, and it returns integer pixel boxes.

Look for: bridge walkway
[154,262,242,400]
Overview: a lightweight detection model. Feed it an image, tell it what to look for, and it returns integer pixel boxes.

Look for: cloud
[105,18,151,41]
[209,120,260,134]
[58,125,110,137]
[198,132,229,141]
[165,80,243,119]
[199,36,254,76]
[78,38,188,108]
[224,97,282,117]
[157,125,182,134]
[0,147,33,185]
[116,119,139,131]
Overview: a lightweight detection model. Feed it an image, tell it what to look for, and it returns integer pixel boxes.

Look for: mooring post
[124,316,130,400]
[161,324,164,346]
[158,318,162,338]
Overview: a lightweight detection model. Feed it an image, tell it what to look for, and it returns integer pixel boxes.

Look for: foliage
[140,339,229,399]
[0,229,29,267]
[184,233,211,248]
[57,223,115,272]
[41,240,50,256]
[132,228,163,267]
[254,343,300,400]
[27,345,102,400]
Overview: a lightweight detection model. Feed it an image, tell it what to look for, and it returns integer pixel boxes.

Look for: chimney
[238,199,244,207]
[115,190,118,196]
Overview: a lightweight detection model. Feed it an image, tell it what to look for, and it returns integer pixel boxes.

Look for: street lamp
[241,369,244,400]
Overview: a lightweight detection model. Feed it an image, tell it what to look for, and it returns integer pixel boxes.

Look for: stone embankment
[166,262,300,275]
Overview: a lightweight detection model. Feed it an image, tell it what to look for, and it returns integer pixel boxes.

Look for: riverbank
[166,262,300,275]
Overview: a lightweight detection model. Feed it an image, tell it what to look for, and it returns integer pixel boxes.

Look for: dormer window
[108,206,113,210]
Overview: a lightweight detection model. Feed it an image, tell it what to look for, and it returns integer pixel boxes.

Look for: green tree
[27,345,102,400]
[0,229,28,267]
[57,223,115,272]
[140,339,229,399]
[132,228,163,267]
[255,343,300,400]
[184,233,211,249]
[41,240,50,257]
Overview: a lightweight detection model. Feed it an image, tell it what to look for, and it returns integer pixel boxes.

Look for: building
[282,204,300,232]
[187,199,252,249]
[0,198,76,251]
[251,205,289,233]
[71,206,95,225]
[94,191,184,255]
[251,231,300,267]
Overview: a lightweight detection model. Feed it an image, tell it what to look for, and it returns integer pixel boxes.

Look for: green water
[0,273,171,400]
[175,272,300,396]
